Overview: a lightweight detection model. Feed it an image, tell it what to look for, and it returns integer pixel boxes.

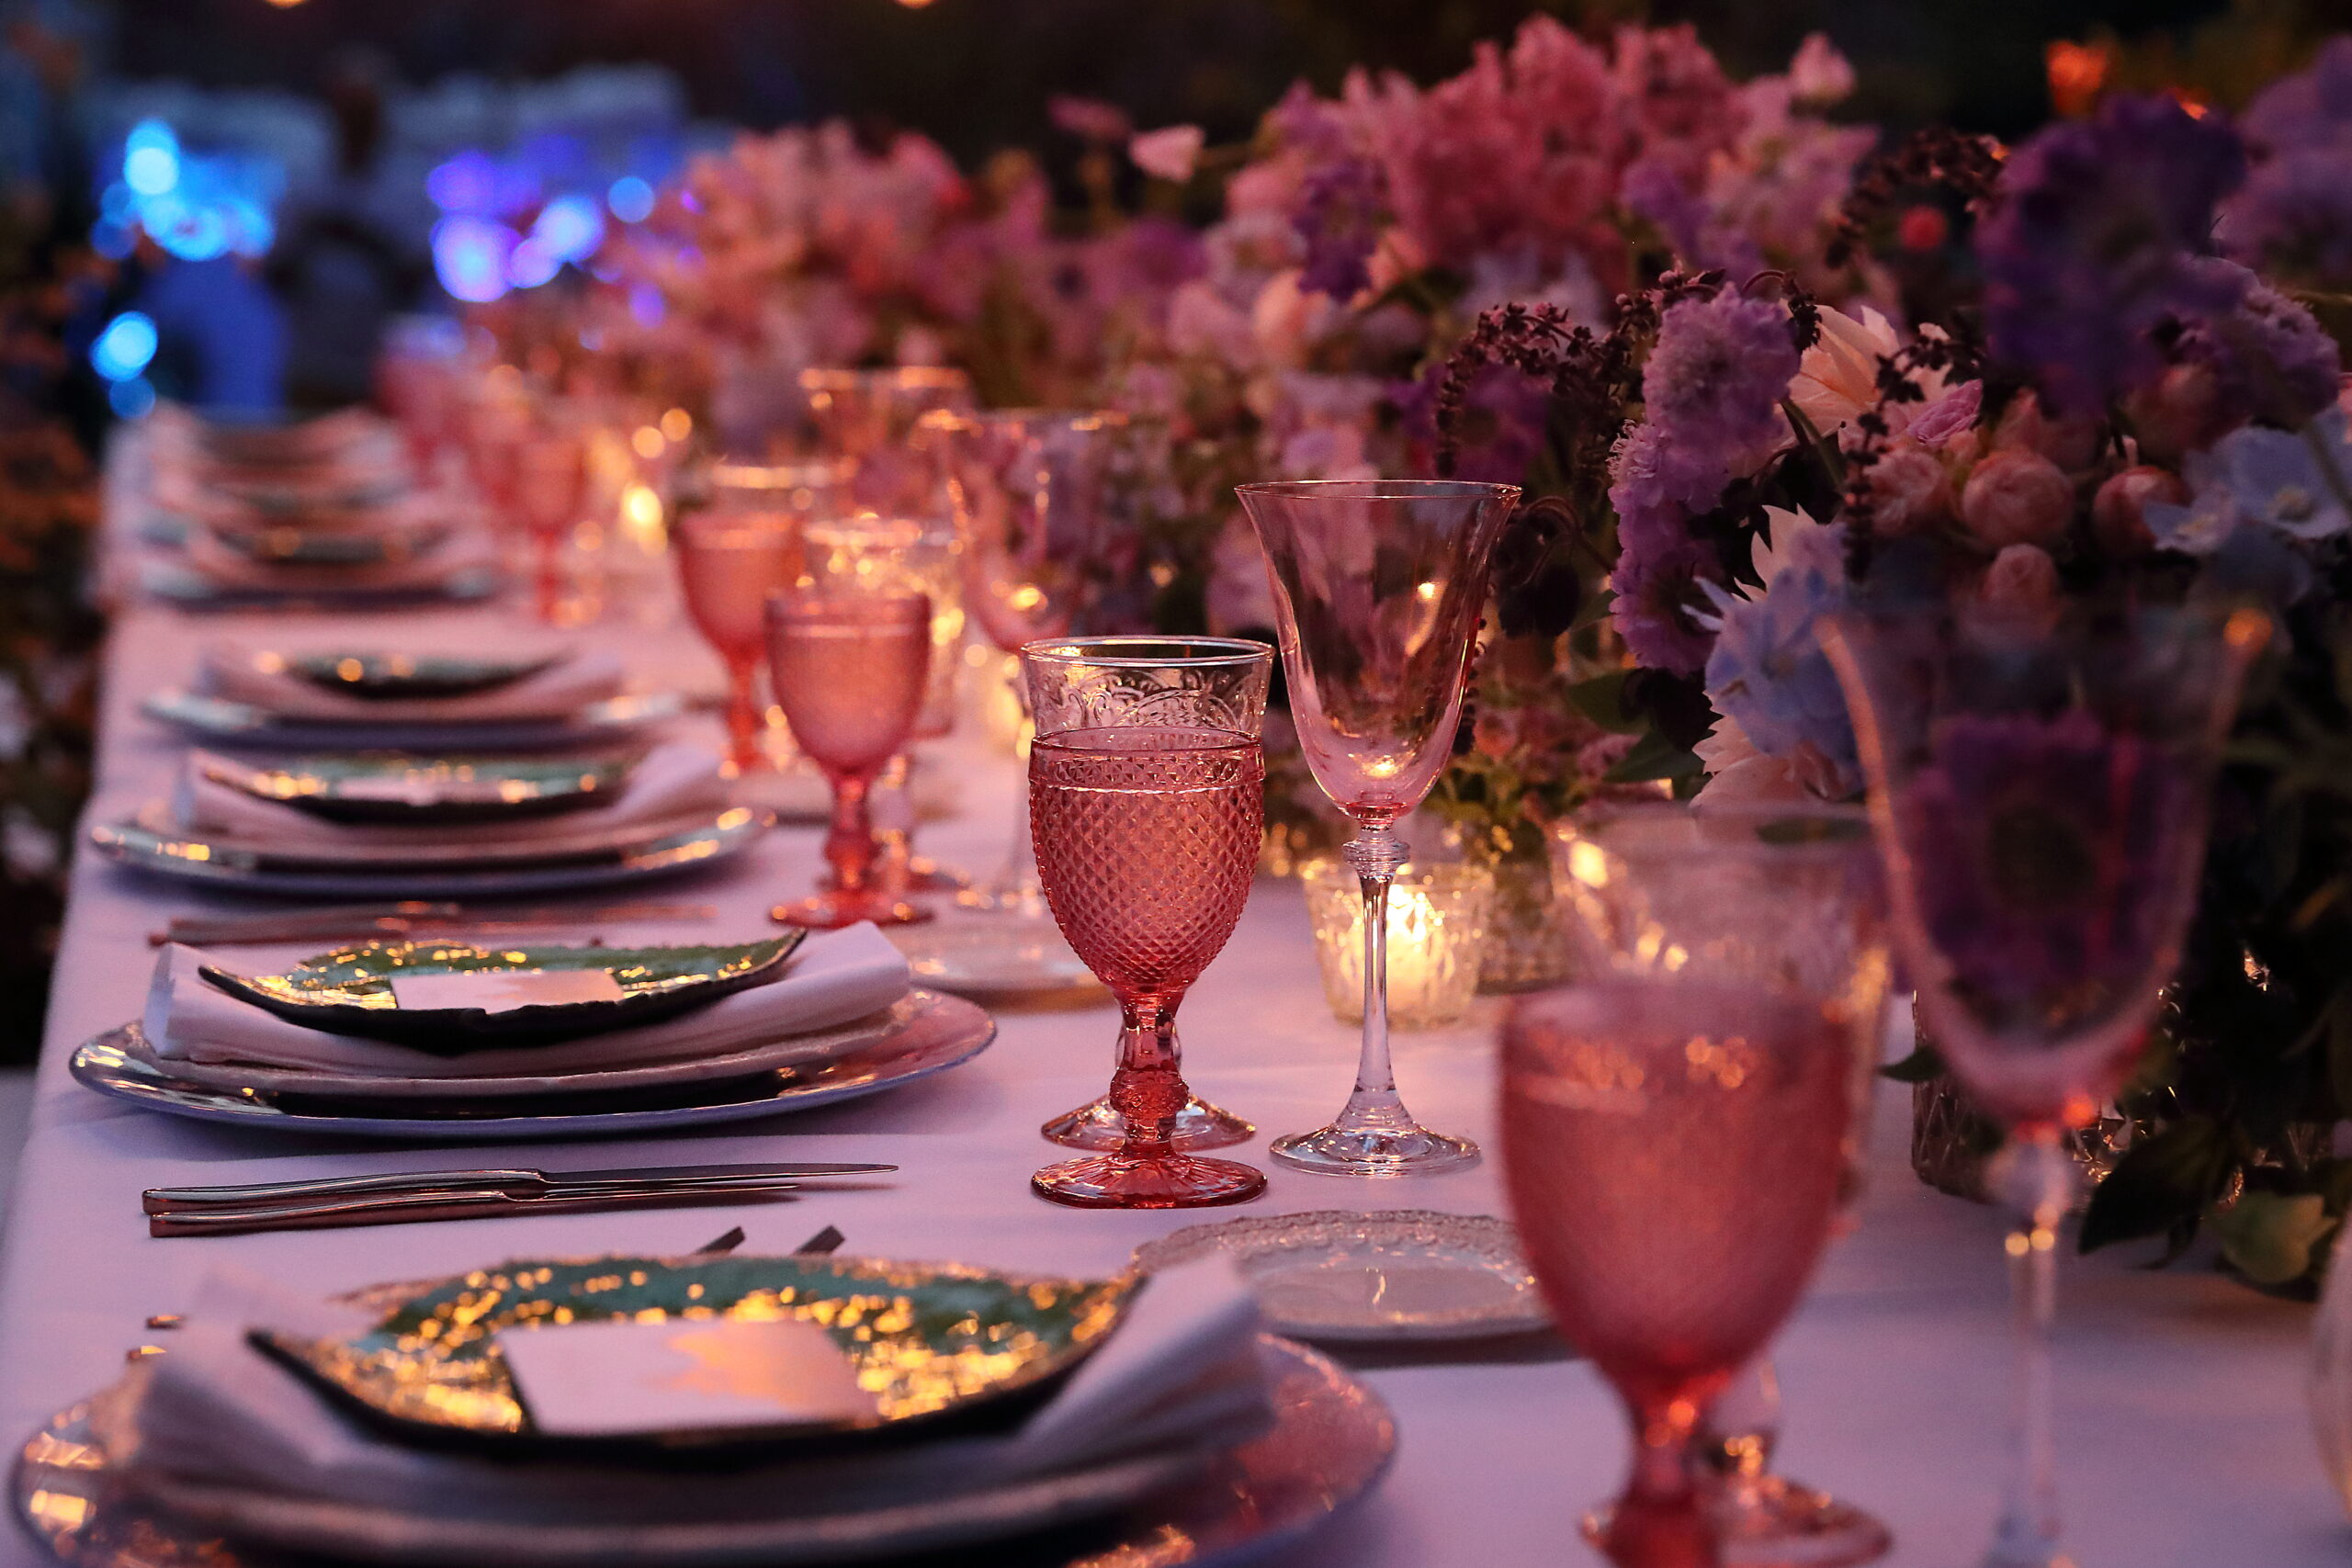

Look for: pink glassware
[1820,606,2268,1568]
[1554,802,1894,1568]
[1024,637,1272,1209]
[675,461,844,774]
[1236,478,1518,1177]
[801,366,974,516]
[764,588,936,929]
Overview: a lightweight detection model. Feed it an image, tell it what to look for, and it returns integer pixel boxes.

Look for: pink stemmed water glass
[1552,802,1894,1568]
[1237,478,1517,1177]
[508,406,592,624]
[801,366,973,516]
[1820,605,2267,1568]
[764,587,936,930]
[675,460,844,774]
[1024,637,1272,1209]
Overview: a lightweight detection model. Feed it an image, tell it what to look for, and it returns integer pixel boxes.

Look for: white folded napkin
[180,525,495,595]
[142,922,911,1077]
[198,640,627,723]
[172,742,730,851]
[111,1256,1269,1527]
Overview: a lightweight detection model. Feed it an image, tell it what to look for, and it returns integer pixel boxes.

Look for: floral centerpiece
[1452,51,2352,1286]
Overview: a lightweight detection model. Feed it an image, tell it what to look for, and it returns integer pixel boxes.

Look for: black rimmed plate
[198,935,804,1052]
[208,521,451,568]
[141,688,684,752]
[140,559,503,610]
[195,751,635,826]
[66,988,996,1139]
[281,649,563,701]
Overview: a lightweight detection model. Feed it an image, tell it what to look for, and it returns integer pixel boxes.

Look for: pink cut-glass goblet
[1237,478,1518,1177]
[1024,637,1272,1209]
[765,588,936,929]
[675,461,843,774]
[508,407,593,624]
[801,366,973,516]
[1821,605,2267,1568]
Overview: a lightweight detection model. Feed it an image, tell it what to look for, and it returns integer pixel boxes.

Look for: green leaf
[1603,728,1705,785]
[1880,1044,1946,1084]
[1565,671,1639,733]
[1569,588,1616,633]
[2210,1191,2335,1287]
[2078,1115,2232,1254]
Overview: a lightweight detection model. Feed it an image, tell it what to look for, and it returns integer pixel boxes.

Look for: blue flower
[1699,512,1859,792]
[2147,408,2352,556]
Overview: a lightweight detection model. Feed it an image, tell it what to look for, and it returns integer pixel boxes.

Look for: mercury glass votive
[1301,860,1495,1031]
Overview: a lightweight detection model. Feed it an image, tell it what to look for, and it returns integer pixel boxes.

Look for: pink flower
[1906,378,1982,450]
[1991,389,2099,471]
[1049,96,1133,144]
[1961,449,2075,550]
[2126,362,2228,463]
[2090,465,2188,556]
[1789,34,1857,106]
[1130,125,1205,184]
[1974,544,2063,634]
[1864,440,1955,536]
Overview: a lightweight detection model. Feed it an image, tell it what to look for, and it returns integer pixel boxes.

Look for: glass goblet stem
[1338,823,1419,1134]
[721,656,763,774]
[1110,997,1188,1158]
[532,530,563,623]
[822,773,883,897]
[1607,1393,1717,1568]
[1988,1125,2075,1568]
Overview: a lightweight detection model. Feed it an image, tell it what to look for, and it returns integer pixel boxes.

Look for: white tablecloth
[0,563,2341,1566]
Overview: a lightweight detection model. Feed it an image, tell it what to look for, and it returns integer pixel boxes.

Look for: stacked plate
[15,1249,1394,1567]
[76,923,994,1138]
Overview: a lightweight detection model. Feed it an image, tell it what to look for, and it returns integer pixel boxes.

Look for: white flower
[1129,125,1206,184]
[1787,305,1899,436]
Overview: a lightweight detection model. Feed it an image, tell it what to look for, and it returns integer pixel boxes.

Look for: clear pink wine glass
[1236,478,1518,1177]
[1553,802,1894,1568]
[1024,637,1272,1209]
[801,366,973,516]
[1820,605,2267,1568]
[764,587,936,930]
[675,460,844,774]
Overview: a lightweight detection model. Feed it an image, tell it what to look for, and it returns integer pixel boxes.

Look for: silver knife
[149,1181,808,1237]
[143,1161,896,1214]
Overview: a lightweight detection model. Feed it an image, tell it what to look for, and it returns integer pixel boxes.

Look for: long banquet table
[0,528,2344,1567]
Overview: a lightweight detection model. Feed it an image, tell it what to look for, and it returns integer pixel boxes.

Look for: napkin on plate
[198,640,628,723]
[141,921,911,1077]
[179,523,497,597]
[170,741,732,851]
[109,1255,1270,1527]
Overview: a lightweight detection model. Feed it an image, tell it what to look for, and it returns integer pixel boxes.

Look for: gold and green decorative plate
[285,650,560,701]
[199,936,802,1053]
[197,751,636,826]
[262,1251,1135,1452]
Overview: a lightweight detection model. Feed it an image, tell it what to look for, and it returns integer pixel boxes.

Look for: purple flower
[2220,38,2352,287]
[2173,276,2344,427]
[1622,153,1710,258]
[2147,408,2352,557]
[1901,711,2193,1037]
[1977,95,2251,416]
[1396,361,1547,485]
[1611,533,1722,674]
[1294,155,1387,299]
[1905,379,1983,447]
[1607,290,1800,545]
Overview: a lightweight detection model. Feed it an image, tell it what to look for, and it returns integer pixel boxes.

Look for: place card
[388,968,625,1012]
[501,1316,879,1437]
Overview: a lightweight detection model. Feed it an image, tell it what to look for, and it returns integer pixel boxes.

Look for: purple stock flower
[1622,154,1709,258]
[2221,39,2352,286]
[1607,290,1800,544]
[1977,95,2251,416]
[2173,276,2344,426]
[1294,155,1387,299]
[1610,533,1722,674]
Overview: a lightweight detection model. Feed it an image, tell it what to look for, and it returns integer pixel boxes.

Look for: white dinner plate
[140,559,503,610]
[141,687,685,751]
[66,988,994,1140]
[1134,1209,1553,1343]
[87,806,763,898]
[14,1337,1392,1568]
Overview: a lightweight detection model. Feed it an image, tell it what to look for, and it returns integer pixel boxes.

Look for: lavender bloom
[1607,291,1801,547]
[1698,521,1858,792]
[1611,533,1722,674]
[2173,277,2344,427]
[2220,38,2352,287]
[1622,153,1710,259]
[1977,95,2250,416]
[1294,154,1387,299]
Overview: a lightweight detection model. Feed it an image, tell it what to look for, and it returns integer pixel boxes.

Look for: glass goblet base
[1270,1123,1479,1178]
[894,858,970,894]
[1585,1479,1892,1568]
[772,890,934,930]
[1031,1152,1267,1210]
[1041,1094,1255,1151]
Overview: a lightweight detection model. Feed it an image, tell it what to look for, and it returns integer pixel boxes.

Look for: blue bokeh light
[607,175,655,224]
[108,377,157,420]
[431,216,515,304]
[121,120,179,197]
[91,312,159,382]
[533,194,605,263]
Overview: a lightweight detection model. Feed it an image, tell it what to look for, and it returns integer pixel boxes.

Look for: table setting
[14,19,2352,1568]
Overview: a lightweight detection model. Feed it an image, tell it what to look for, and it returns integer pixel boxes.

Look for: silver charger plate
[140,559,503,610]
[14,1337,1391,1568]
[87,807,763,898]
[109,992,913,1101]
[67,989,994,1140]
[1134,1210,1552,1344]
[140,688,685,752]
